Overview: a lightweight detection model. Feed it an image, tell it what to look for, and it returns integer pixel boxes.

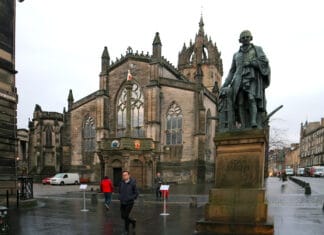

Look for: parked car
[42,176,53,185]
[297,168,304,176]
[312,166,324,177]
[50,173,80,185]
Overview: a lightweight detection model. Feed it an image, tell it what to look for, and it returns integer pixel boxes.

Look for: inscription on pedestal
[216,155,261,188]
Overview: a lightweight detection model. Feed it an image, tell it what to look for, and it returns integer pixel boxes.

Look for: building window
[45,126,52,147]
[83,116,96,152]
[166,102,182,145]
[117,83,144,137]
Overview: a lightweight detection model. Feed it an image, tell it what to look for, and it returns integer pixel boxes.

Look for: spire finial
[68,89,74,110]
[198,13,204,36]
[152,32,162,58]
[101,46,110,72]
[102,46,110,59]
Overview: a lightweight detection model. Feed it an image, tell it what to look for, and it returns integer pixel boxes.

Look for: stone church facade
[28,17,223,187]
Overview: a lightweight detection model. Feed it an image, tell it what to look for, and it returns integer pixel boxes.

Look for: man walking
[100,176,114,210]
[154,172,163,200]
[119,170,138,233]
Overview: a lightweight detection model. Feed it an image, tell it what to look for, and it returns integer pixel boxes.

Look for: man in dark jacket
[154,172,163,200]
[119,170,138,233]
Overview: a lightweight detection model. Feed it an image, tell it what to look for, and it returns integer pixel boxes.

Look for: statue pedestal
[195,129,273,235]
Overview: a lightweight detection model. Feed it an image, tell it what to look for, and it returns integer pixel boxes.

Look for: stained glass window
[83,116,96,152]
[117,83,144,137]
[166,102,182,145]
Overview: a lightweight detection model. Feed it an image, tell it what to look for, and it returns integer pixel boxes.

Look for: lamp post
[15,157,20,178]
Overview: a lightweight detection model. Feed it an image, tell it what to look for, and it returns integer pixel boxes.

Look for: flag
[127,70,133,81]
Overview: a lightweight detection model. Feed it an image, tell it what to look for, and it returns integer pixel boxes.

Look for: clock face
[111,140,120,148]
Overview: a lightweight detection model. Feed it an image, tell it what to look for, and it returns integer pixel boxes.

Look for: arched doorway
[111,159,122,187]
[130,159,143,187]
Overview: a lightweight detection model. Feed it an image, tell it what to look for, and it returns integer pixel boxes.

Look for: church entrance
[113,167,122,187]
[130,159,143,188]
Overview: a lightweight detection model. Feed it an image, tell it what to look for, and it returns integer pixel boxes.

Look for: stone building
[28,105,64,180]
[17,128,29,175]
[299,118,324,167]
[0,0,18,193]
[284,143,300,173]
[268,143,300,176]
[28,17,222,187]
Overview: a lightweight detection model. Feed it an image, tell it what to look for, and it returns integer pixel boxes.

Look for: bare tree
[269,127,290,149]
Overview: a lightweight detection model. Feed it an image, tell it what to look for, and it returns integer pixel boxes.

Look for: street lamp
[15,157,20,178]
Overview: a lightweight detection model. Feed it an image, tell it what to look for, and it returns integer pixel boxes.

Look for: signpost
[160,185,170,216]
[80,184,88,212]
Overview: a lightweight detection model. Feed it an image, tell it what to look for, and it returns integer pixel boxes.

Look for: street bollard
[304,183,311,195]
[0,206,9,233]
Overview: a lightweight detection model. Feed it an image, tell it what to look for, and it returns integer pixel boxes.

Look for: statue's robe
[223,44,271,112]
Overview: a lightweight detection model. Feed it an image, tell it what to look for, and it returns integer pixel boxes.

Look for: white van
[285,168,294,176]
[297,168,305,176]
[50,173,80,185]
[313,166,324,177]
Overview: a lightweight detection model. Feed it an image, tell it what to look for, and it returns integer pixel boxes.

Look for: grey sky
[16,0,324,143]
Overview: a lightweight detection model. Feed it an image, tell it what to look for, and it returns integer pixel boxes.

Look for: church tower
[178,16,223,91]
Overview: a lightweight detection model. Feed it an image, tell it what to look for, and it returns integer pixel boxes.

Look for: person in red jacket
[100,176,114,210]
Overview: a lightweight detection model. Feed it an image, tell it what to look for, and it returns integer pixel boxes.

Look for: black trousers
[156,187,161,198]
[120,203,135,230]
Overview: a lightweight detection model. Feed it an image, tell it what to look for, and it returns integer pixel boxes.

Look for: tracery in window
[117,83,144,137]
[166,102,182,145]
[83,116,96,152]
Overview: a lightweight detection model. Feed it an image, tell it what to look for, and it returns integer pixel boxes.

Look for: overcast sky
[16,0,324,143]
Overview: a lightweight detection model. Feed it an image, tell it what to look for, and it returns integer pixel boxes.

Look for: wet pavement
[8,198,203,235]
[4,178,324,235]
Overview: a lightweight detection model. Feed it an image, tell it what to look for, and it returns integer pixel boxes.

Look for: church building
[28,17,223,187]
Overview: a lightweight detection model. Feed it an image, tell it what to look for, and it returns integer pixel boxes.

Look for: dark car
[42,176,53,185]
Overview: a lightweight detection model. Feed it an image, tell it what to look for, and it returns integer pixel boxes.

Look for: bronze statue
[219,30,270,130]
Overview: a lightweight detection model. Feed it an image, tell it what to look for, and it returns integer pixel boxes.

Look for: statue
[219,30,270,130]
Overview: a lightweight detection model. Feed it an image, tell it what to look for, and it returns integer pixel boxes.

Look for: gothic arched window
[166,102,182,145]
[117,82,144,137]
[83,116,96,152]
[45,126,52,147]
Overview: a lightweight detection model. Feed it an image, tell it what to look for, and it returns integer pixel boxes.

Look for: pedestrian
[154,172,163,200]
[119,170,138,233]
[282,171,287,182]
[100,176,114,210]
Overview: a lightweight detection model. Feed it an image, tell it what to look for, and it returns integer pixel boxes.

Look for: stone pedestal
[196,129,273,235]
